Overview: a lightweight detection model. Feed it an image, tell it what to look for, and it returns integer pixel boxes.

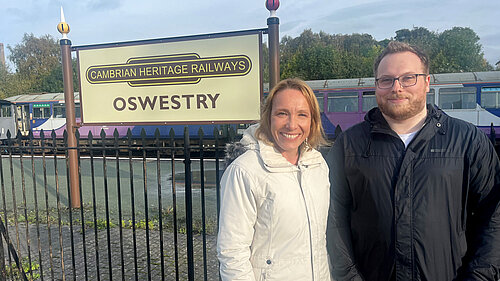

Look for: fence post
[183,127,194,280]
[0,229,5,280]
[490,122,496,146]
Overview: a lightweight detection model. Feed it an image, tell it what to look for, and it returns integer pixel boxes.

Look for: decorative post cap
[265,0,279,17]
[57,6,70,39]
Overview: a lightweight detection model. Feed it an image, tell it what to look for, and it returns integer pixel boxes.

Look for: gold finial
[57,6,70,39]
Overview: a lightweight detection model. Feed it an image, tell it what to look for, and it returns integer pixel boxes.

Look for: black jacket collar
[363,105,446,153]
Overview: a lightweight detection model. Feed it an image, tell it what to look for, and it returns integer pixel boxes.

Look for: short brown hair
[256,78,327,150]
[373,41,430,77]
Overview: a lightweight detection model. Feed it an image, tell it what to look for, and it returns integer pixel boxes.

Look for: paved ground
[2,223,218,280]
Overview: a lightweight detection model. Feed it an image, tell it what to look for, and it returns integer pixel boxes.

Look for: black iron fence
[0,127,233,280]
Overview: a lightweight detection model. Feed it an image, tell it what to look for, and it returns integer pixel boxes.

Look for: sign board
[33,103,51,108]
[74,30,263,125]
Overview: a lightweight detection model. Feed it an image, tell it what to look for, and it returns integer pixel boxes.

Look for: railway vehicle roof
[6,92,80,103]
[263,71,500,92]
[430,71,500,84]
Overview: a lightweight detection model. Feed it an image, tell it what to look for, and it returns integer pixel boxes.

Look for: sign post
[58,7,81,208]
[266,0,280,90]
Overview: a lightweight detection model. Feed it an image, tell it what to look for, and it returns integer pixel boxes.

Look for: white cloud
[1,0,499,67]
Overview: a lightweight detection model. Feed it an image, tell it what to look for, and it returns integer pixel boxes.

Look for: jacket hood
[224,124,323,170]
[224,124,259,167]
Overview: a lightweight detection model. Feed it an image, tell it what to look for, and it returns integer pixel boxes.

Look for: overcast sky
[1,0,499,71]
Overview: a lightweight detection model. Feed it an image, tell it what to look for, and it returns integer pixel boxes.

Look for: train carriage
[263,71,500,140]
[3,92,236,146]
[2,71,500,145]
[0,100,16,140]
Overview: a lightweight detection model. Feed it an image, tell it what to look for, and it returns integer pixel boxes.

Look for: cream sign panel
[76,32,262,124]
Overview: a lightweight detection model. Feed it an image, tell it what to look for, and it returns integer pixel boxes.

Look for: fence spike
[490,122,496,146]
[100,129,107,139]
[335,125,342,138]
[63,130,68,145]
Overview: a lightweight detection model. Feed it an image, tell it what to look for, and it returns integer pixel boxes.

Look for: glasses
[375,74,427,89]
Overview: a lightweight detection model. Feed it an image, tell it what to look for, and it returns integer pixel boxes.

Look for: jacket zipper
[297,165,315,281]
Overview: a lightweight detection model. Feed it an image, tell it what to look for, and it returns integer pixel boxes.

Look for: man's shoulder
[438,114,493,152]
[338,121,371,140]
[443,114,484,138]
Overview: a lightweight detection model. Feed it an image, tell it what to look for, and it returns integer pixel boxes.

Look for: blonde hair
[256,78,327,150]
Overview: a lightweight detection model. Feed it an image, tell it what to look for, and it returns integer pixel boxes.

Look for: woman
[217,78,331,280]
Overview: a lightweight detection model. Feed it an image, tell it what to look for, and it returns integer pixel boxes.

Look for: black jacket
[326,105,500,281]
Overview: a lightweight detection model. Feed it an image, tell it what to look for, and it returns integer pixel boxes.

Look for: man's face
[375,51,430,121]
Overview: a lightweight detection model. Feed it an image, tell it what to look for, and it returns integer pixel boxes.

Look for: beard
[377,93,426,121]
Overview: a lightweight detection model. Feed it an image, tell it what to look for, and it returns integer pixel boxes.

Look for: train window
[427,89,435,105]
[33,106,51,119]
[52,104,81,118]
[315,92,324,112]
[327,92,358,112]
[1,104,12,117]
[480,87,500,109]
[53,104,66,118]
[438,88,476,109]
[362,91,377,112]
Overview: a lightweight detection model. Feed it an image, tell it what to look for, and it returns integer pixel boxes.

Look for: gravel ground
[2,223,219,280]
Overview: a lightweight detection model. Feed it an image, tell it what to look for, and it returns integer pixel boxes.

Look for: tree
[394,26,493,73]
[8,33,60,92]
[0,64,32,98]
[395,27,439,59]
[279,29,382,80]
[0,33,79,97]
[436,27,492,72]
[262,43,269,83]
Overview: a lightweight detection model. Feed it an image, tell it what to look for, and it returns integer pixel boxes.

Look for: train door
[15,104,30,136]
[0,102,16,139]
[325,90,364,131]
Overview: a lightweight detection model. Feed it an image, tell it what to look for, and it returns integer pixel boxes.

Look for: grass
[0,202,218,235]
[5,257,40,280]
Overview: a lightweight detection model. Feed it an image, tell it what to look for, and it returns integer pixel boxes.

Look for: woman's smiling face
[270,88,311,163]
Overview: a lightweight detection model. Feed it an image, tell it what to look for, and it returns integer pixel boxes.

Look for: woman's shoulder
[227,149,262,171]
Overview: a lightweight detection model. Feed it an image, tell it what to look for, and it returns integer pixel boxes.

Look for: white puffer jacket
[217,125,332,281]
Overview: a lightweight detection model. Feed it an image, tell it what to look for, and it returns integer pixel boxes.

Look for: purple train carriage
[263,71,500,141]
[1,71,500,145]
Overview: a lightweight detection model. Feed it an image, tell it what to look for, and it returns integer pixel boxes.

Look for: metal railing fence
[0,126,232,280]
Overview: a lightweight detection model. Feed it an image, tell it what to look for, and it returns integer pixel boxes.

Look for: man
[326,41,500,280]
